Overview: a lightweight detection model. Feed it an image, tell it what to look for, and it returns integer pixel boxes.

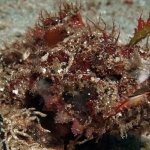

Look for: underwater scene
[0,0,150,149]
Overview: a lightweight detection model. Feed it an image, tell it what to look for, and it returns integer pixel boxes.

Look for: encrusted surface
[0,1,150,150]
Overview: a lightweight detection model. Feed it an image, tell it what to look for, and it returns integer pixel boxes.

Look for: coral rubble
[0,2,150,150]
